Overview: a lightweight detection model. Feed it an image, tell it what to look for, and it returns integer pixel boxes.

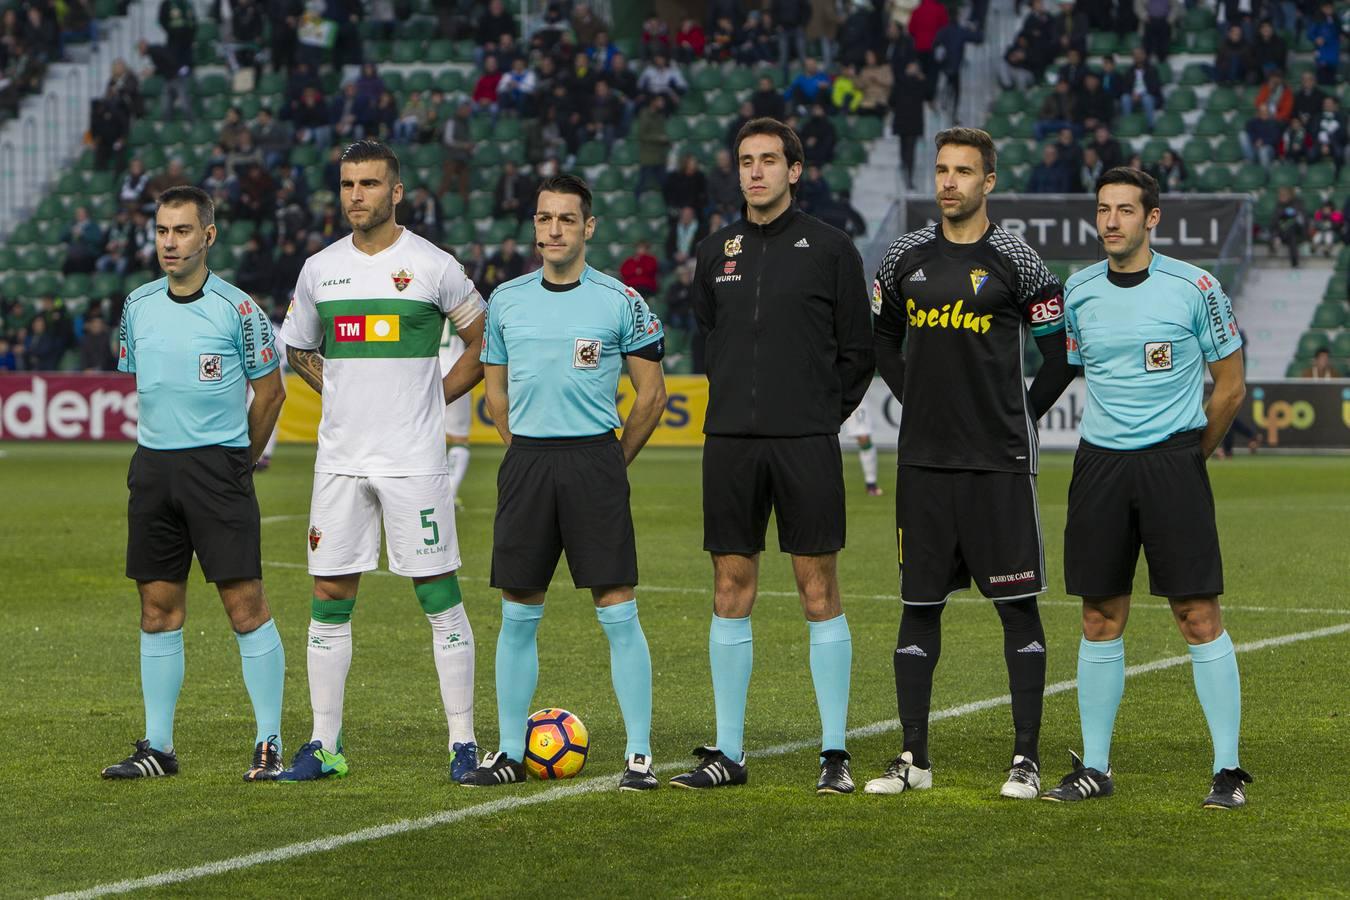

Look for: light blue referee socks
[140,628,184,753]
[808,614,852,755]
[235,618,285,745]
[1078,636,1125,772]
[1188,631,1242,773]
[596,600,652,758]
[710,614,753,762]
[497,599,544,762]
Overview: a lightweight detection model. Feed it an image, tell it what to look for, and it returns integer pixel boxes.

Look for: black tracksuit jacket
[693,205,875,437]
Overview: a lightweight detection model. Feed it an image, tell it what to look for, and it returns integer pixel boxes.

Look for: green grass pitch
[2,443,1348,897]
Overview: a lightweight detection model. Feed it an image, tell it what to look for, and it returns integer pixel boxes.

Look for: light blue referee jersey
[1064,251,1242,450]
[118,272,280,449]
[481,266,664,438]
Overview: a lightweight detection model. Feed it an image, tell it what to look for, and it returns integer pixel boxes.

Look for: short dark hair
[156,185,214,228]
[934,127,998,175]
[535,173,593,219]
[1315,346,1331,355]
[340,139,401,179]
[1095,166,1160,214]
[733,116,805,194]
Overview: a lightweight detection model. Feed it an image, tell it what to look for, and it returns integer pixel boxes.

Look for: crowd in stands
[0,0,107,117]
[8,0,947,374]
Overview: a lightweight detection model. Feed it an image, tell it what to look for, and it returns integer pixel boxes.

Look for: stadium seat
[992,92,1021,116]
[1333,331,1350,357]
[1268,166,1301,189]
[576,141,606,167]
[679,91,705,115]
[424,40,454,63]
[405,70,433,93]
[392,40,421,64]
[514,219,534,244]
[468,194,494,220]
[1088,32,1117,55]
[64,273,91,298]
[1150,111,1190,142]
[830,169,854,195]
[1285,358,1309,377]
[1322,276,1347,301]
[1195,166,1229,192]
[1194,110,1228,137]
[1211,139,1244,164]
[1178,63,1209,86]
[725,67,756,93]
[445,220,475,245]
[692,117,722,142]
[592,169,624,193]
[1190,30,1219,54]
[1113,113,1148,139]
[435,70,465,94]
[607,194,637,218]
[452,40,476,63]
[30,274,60,297]
[197,74,229,97]
[1297,330,1331,357]
[1304,163,1336,191]
[92,272,121,298]
[1166,87,1199,113]
[1181,138,1213,166]
[638,193,667,219]
[998,141,1030,167]
[1311,302,1346,328]
[610,142,639,167]
[1140,138,1171,164]
[1234,164,1268,191]
[469,117,492,141]
[692,67,721,93]
[493,118,523,142]
[707,92,740,117]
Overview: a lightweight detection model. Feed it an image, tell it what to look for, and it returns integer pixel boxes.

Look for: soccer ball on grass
[524,708,589,780]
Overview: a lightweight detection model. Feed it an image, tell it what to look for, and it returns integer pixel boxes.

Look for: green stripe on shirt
[318,297,443,359]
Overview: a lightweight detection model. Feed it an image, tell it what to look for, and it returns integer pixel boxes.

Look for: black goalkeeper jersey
[873,222,1065,474]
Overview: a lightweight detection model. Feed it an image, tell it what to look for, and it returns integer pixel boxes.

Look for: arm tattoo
[287,345,324,394]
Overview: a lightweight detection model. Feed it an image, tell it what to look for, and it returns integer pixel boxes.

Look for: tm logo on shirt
[335,315,400,342]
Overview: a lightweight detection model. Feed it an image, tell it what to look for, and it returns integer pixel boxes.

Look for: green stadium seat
[515,218,535,244]
[63,273,91,298]
[1190,30,1218,54]
[1113,113,1148,139]
[707,92,740,117]
[1234,163,1268,191]
[1008,116,1037,140]
[591,219,620,245]
[992,92,1022,116]
[1178,63,1209,86]
[197,73,229,97]
[1140,138,1171,164]
[482,218,513,245]
[258,72,286,95]
[592,169,624,193]
[725,67,756,93]
[1311,303,1346,328]
[1211,138,1244,164]
[835,143,866,166]
[1285,358,1310,377]
[472,165,501,192]
[405,70,434,93]
[1148,116,1187,146]
[140,76,163,98]
[575,141,606,167]
[35,195,63,220]
[638,193,667,219]
[678,91,705,115]
[468,194,494,220]
[1304,163,1337,191]
[492,119,522,142]
[1322,276,1347,301]
[1166,87,1199,113]
[445,220,475,245]
[10,220,36,244]
[3,273,29,296]
[1297,330,1331,357]
[201,96,228,121]
[607,194,637,218]
[692,67,721,93]
[92,272,121,298]
[1181,138,1213,166]
[1155,60,1174,85]
[0,247,14,270]
[1268,166,1301,189]
[469,117,492,141]
[998,141,1031,167]
[392,40,421,64]
[435,70,465,94]
[829,169,853,195]
[1195,166,1229,192]
[1088,32,1117,55]
[424,40,454,63]
[610,142,639,167]
[1193,111,1228,137]
[30,274,60,297]
[1333,331,1350,357]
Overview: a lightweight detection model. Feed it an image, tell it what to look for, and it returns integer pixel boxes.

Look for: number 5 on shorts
[420,508,440,546]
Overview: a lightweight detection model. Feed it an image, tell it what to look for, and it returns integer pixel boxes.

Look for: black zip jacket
[693,206,874,436]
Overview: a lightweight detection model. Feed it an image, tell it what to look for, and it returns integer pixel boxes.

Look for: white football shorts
[307,472,461,577]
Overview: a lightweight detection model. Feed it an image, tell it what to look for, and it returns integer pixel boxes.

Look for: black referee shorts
[491,433,638,592]
[126,445,262,583]
[1064,429,1223,599]
[702,434,845,555]
[896,465,1047,604]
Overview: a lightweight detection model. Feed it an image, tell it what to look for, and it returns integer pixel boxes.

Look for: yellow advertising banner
[277,374,711,446]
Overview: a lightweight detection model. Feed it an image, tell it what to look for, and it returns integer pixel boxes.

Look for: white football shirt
[280,227,484,475]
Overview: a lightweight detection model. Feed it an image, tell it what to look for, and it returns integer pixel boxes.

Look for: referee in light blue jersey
[102,186,289,783]
[461,174,668,791]
[1042,168,1252,809]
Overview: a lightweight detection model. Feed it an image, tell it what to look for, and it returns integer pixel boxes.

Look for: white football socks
[306,620,352,751]
[428,603,476,749]
[859,443,879,485]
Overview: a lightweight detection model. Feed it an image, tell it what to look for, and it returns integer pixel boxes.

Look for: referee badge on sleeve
[871,279,883,315]
[573,338,601,369]
[1144,342,1173,371]
[199,354,223,381]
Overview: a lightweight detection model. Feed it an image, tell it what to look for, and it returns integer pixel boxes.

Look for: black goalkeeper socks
[995,598,1046,765]
[894,603,944,770]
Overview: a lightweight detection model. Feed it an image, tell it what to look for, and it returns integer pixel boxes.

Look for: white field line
[46,622,1350,900]
[259,514,306,525]
[260,559,1350,617]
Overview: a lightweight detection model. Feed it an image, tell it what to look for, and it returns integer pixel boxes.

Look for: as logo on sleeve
[1029,295,1062,324]
[199,354,223,381]
[1144,341,1173,371]
[871,279,883,315]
